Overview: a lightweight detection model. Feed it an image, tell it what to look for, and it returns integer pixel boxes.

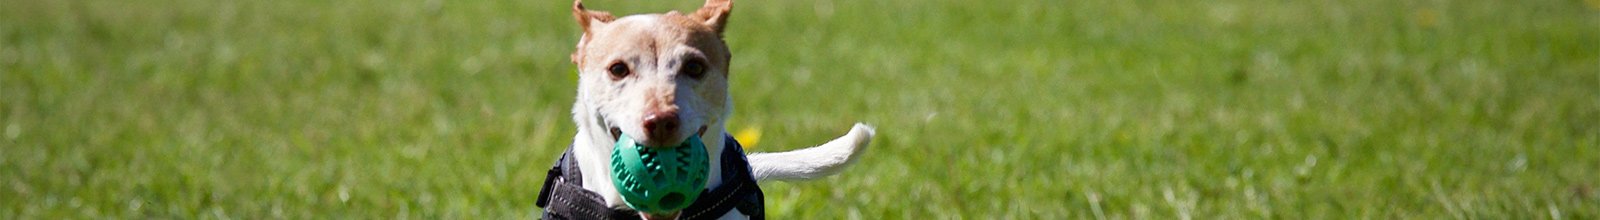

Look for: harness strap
[680,145,765,219]
[537,136,765,220]
[538,147,637,219]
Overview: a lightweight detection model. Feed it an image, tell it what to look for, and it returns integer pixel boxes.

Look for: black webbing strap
[679,141,765,219]
[537,136,766,220]
[537,147,638,219]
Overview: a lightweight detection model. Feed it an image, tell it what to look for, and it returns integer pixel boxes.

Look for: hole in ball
[659,192,685,209]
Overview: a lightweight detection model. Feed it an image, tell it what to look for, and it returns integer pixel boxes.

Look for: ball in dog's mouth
[609,133,709,214]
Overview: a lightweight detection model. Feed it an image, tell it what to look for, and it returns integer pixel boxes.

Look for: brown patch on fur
[571,14,732,78]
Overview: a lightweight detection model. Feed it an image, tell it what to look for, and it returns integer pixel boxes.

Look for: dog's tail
[747,123,876,181]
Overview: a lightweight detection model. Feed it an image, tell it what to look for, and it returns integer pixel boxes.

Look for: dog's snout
[642,111,680,146]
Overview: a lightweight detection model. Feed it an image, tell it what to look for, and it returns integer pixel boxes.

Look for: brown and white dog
[558,0,875,218]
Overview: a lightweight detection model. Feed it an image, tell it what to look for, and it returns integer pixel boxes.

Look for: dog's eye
[607,62,630,79]
[681,61,706,79]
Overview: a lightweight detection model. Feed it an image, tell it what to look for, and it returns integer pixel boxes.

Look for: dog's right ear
[572,0,614,65]
[572,0,615,33]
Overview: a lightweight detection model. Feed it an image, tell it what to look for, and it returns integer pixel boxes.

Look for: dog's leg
[748,123,875,181]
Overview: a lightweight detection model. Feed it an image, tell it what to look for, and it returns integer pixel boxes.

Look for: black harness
[537,136,765,219]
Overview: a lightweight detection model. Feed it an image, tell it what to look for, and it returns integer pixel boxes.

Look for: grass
[2,0,1598,218]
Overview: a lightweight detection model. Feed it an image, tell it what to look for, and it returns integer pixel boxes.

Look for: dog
[535,0,876,219]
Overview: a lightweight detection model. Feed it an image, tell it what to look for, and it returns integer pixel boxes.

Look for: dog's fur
[566,0,874,218]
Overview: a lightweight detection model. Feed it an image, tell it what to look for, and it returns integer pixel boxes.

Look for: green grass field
[3,0,1598,218]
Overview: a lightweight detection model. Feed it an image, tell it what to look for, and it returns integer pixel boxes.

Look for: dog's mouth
[608,126,623,141]
[607,125,709,145]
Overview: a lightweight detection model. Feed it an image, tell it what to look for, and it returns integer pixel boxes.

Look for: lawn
[2,0,1597,218]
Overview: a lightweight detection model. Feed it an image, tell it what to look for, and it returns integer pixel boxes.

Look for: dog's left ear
[691,0,732,34]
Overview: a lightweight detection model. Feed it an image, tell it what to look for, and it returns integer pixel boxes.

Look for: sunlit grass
[2,0,1597,218]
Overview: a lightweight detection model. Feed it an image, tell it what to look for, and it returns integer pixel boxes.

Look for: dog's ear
[573,0,615,34]
[691,0,731,34]
[572,0,614,65]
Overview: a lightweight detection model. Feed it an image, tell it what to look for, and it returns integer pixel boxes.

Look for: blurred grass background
[2,0,1598,218]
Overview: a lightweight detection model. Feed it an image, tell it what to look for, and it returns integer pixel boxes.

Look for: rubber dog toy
[610,134,709,214]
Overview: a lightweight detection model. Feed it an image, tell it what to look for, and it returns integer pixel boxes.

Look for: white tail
[748,123,876,181]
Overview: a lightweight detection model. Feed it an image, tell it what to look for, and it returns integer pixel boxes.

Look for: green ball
[609,134,709,214]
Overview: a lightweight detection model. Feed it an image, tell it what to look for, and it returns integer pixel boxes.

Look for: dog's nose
[642,111,680,146]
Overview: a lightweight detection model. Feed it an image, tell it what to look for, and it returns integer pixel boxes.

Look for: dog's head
[569,1,733,217]
[571,0,731,149]
[571,0,731,155]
